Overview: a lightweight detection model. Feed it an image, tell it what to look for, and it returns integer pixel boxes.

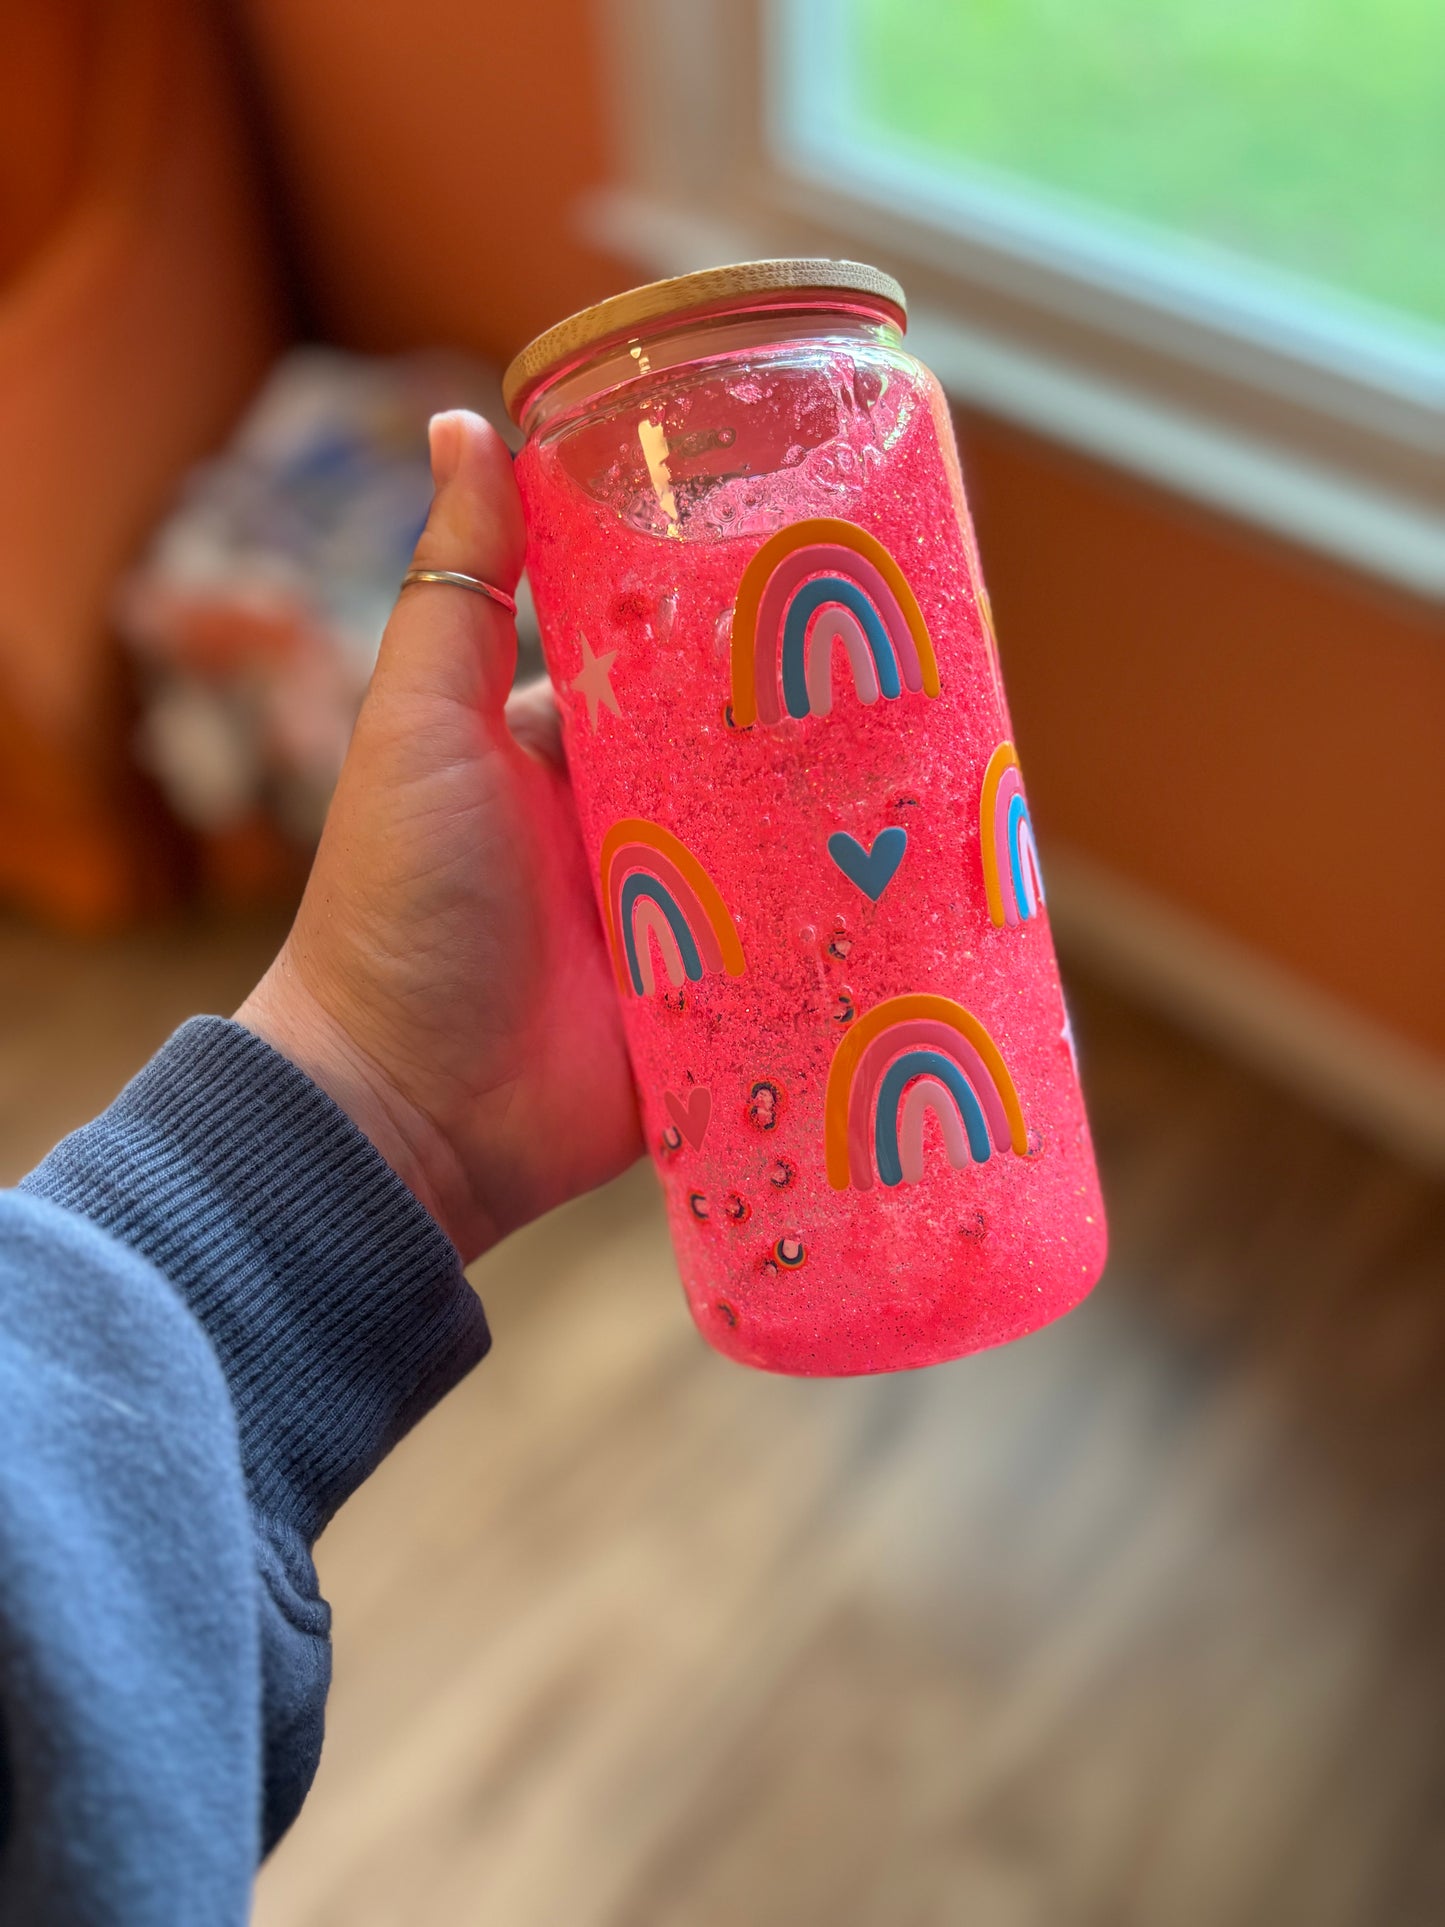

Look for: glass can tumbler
[504,260,1106,1375]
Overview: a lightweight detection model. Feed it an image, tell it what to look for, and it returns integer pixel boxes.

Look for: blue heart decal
[827,826,908,902]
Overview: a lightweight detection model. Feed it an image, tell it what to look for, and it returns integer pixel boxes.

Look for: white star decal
[569,632,621,730]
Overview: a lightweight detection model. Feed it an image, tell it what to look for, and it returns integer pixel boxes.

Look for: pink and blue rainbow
[980,741,1045,928]
[730,518,941,727]
[825,994,1027,1192]
[600,818,746,998]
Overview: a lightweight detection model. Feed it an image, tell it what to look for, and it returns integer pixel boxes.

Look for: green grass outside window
[845,0,1445,329]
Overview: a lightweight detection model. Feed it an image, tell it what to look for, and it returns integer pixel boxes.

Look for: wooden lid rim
[501,258,907,424]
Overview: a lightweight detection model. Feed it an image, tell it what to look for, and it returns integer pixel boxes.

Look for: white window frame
[587,0,1444,601]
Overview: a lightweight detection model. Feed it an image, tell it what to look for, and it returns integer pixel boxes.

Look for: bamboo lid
[502,258,907,424]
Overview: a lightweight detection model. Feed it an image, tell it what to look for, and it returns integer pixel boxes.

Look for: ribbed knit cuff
[22,1017,490,1541]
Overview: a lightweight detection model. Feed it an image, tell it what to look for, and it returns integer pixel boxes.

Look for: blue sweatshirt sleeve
[3,1017,491,1923]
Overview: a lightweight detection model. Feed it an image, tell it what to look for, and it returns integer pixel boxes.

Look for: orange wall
[232,0,1445,1057]
[960,418,1444,1053]
[239,0,625,362]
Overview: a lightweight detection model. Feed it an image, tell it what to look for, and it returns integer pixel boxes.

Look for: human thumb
[372,409,527,717]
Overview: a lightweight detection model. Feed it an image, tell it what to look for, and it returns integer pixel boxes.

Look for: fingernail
[429,412,463,488]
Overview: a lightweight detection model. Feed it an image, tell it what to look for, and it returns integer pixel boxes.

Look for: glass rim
[502,259,908,426]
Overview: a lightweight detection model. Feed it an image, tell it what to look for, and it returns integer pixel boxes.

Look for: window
[592,0,1444,597]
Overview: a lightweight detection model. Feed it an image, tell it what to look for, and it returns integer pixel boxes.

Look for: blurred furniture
[0,0,282,927]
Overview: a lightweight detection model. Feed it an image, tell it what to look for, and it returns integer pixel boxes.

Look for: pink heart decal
[664,1085,712,1151]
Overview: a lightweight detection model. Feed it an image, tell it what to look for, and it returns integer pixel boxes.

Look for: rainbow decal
[600,818,746,997]
[980,741,1045,929]
[730,518,941,727]
[824,994,1027,1192]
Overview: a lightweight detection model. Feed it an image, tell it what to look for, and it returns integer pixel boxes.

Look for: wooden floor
[3,913,1443,1927]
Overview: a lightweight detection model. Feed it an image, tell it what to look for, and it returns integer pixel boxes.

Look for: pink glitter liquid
[517,317,1106,1375]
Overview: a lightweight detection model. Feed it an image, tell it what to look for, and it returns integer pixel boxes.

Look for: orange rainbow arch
[824,993,1027,1191]
[980,740,1045,929]
[730,517,941,728]
[600,817,746,997]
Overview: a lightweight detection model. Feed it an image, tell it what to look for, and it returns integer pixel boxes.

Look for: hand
[237,411,643,1261]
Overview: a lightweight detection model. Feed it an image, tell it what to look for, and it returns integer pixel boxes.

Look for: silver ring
[400,568,517,615]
